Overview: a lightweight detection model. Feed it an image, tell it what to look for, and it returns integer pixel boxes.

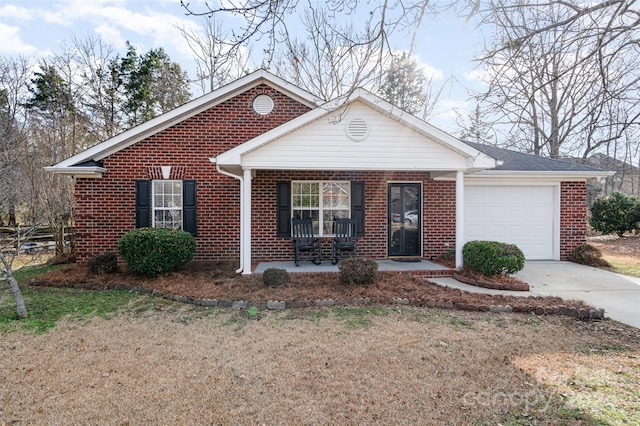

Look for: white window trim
[151,179,184,229]
[292,180,351,237]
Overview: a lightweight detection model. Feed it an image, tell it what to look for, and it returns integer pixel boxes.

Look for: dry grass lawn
[1,304,638,425]
[589,234,640,277]
[3,236,640,424]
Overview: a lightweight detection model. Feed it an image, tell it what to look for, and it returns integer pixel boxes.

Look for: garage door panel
[464,185,556,260]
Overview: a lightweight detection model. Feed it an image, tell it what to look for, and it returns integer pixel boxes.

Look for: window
[292,181,350,236]
[152,180,183,229]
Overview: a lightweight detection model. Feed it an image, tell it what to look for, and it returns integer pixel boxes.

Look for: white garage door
[464,185,557,260]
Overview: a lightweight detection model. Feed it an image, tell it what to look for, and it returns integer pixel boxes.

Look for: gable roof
[45,70,322,177]
[213,88,497,173]
[463,141,614,179]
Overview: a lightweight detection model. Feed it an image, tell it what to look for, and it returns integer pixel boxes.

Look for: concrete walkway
[432,261,640,329]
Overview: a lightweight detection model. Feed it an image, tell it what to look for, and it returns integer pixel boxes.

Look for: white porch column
[455,170,464,269]
[242,168,252,275]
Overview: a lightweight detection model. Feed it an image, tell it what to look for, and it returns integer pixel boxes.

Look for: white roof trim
[46,70,322,175]
[216,88,497,170]
[443,170,615,182]
[44,166,107,178]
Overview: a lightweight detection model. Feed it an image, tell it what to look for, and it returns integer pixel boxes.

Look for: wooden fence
[0,226,74,254]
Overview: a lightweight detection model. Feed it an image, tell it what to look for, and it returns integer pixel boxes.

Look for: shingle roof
[463,141,605,172]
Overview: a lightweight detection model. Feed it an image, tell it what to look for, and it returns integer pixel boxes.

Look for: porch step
[405,268,454,279]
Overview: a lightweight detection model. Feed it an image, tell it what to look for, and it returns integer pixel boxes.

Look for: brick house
[46,70,611,274]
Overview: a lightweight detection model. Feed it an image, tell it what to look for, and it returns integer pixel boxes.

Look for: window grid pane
[152,180,183,230]
[292,181,350,237]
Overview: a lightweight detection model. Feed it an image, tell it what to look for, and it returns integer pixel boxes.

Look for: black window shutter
[183,180,197,236]
[135,180,151,228]
[276,181,291,237]
[351,181,365,237]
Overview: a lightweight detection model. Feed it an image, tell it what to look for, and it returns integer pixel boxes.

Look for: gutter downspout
[212,159,245,274]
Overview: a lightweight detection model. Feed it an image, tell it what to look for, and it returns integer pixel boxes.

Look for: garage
[464,185,558,260]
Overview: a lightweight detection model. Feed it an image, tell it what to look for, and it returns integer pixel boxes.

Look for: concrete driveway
[431,261,640,328]
[514,261,640,329]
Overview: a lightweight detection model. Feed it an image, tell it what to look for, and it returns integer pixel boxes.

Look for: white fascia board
[50,70,321,169]
[44,166,107,178]
[464,170,616,182]
[240,164,467,171]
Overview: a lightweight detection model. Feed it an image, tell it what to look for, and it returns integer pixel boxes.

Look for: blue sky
[0,0,485,132]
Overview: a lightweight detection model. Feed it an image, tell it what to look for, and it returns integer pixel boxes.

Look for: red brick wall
[72,83,589,265]
[251,170,456,263]
[74,85,311,263]
[560,181,588,260]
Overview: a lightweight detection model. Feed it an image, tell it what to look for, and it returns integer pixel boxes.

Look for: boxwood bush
[339,258,378,286]
[88,252,119,274]
[262,268,290,287]
[117,228,196,277]
[569,244,611,267]
[462,240,525,276]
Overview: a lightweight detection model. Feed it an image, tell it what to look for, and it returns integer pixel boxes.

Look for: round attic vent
[252,94,274,115]
[345,117,369,141]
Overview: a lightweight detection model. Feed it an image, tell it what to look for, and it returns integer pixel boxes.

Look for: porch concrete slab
[254,259,449,274]
[432,261,640,329]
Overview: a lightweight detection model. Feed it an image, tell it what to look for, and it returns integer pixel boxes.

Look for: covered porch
[212,91,498,275]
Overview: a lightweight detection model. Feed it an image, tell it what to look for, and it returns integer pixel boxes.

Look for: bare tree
[0,56,31,227]
[270,7,388,101]
[178,18,250,95]
[377,51,448,120]
[0,251,27,318]
[180,0,442,81]
[0,226,37,319]
[71,35,122,139]
[470,2,640,162]
[456,103,496,144]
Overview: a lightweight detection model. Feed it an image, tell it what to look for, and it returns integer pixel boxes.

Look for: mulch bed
[31,261,600,319]
[452,270,530,291]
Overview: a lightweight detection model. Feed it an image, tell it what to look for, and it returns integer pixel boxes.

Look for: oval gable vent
[346,117,369,141]
[253,94,274,115]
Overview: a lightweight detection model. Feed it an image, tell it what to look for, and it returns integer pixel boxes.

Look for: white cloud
[32,0,198,58]
[419,62,444,81]
[0,22,37,54]
[0,4,34,20]
[95,24,125,48]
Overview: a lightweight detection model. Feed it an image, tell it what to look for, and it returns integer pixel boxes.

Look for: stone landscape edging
[30,279,606,320]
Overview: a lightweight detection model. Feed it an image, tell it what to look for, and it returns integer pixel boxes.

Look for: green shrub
[590,192,640,237]
[462,240,525,276]
[117,228,196,277]
[262,268,290,287]
[88,252,119,274]
[339,258,378,286]
[569,244,611,267]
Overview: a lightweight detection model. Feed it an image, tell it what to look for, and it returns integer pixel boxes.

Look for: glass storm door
[388,183,421,257]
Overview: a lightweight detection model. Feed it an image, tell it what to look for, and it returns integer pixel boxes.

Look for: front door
[388,183,421,257]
